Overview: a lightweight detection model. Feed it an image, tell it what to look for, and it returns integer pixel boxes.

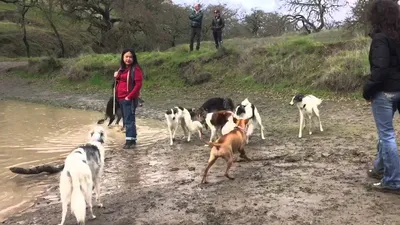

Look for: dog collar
[235,126,246,133]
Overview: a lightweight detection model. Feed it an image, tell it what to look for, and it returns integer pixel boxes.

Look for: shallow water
[0,100,168,222]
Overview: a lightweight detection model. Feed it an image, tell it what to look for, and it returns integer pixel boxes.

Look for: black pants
[213,31,222,48]
[190,27,201,51]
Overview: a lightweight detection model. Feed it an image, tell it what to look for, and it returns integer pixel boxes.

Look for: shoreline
[4,73,400,225]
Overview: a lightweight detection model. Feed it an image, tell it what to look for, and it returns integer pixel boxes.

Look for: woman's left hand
[125,97,130,101]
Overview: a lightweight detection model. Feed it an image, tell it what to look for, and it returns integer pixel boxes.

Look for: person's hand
[114,71,119,78]
[125,97,130,101]
[366,100,372,105]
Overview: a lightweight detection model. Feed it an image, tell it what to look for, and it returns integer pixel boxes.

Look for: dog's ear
[232,117,238,124]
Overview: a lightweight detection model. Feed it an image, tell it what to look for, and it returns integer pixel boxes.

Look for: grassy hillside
[0,2,92,57]
[4,29,371,100]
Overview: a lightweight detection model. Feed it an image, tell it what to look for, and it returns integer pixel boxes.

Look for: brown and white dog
[201,117,251,184]
[204,110,239,143]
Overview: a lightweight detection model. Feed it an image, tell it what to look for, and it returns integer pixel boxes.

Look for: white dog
[234,98,265,143]
[289,94,323,138]
[59,122,106,225]
[165,106,203,145]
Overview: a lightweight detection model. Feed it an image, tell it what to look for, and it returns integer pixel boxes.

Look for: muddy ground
[1,65,400,224]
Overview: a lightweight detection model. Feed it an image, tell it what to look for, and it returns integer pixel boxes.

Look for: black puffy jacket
[363,31,400,100]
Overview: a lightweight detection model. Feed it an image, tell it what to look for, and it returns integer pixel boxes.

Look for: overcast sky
[171,0,356,22]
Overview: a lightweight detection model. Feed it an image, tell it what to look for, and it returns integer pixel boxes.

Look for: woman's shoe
[367,168,383,180]
[123,140,136,149]
[368,182,400,194]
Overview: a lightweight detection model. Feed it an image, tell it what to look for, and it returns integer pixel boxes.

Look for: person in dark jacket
[189,3,203,51]
[113,48,143,149]
[362,0,400,193]
[211,9,225,49]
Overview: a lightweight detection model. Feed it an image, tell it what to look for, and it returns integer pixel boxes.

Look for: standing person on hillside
[211,9,225,49]
[113,48,143,150]
[362,0,400,193]
[189,3,203,51]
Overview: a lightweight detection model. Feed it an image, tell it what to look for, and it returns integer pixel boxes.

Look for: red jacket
[115,64,143,101]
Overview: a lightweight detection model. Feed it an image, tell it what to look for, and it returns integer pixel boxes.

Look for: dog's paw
[309,131,312,135]
[225,176,235,180]
[320,128,324,132]
[97,203,104,208]
[89,215,97,220]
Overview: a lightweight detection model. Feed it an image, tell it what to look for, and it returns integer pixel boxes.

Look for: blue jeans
[119,99,137,141]
[372,92,400,188]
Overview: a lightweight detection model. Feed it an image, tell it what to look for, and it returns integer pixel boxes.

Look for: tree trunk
[21,8,30,58]
[10,163,64,174]
[48,17,65,57]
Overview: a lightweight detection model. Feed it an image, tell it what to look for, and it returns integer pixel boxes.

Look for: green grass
[5,29,372,100]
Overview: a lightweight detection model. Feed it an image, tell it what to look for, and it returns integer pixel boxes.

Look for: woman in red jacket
[114,48,143,149]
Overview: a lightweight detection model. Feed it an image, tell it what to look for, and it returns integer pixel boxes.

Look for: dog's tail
[70,172,86,224]
[206,141,222,148]
[312,96,322,106]
[199,133,222,149]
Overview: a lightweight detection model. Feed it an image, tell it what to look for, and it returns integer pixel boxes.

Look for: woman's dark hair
[367,0,400,40]
[120,48,139,69]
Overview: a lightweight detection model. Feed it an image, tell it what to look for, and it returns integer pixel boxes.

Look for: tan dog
[201,117,251,184]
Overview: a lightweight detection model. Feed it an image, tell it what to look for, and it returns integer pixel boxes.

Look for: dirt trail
[1,63,400,225]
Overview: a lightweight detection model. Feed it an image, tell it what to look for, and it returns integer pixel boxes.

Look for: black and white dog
[234,98,265,143]
[98,96,144,128]
[194,97,235,127]
[165,106,203,145]
[98,96,123,127]
[99,81,145,128]
[59,121,107,225]
[289,94,323,138]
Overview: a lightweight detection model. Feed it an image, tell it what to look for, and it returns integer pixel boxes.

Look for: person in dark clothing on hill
[211,9,225,49]
[189,3,203,51]
[363,0,400,193]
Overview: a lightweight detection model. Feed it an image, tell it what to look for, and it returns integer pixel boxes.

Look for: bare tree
[282,0,347,33]
[244,8,264,36]
[60,0,121,47]
[344,0,373,35]
[4,0,38,57]
[244,9,294,37]
[161,4,190,47]
[37,0,65,57]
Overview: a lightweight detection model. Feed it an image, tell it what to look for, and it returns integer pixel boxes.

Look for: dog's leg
[201,154,218,184]
[239,147,251,161]
[94,177,103,208]
[84,177,96,220]
[246,122,254,144]
[108,115,115,127]
[209,126,216,142]
[187,128,192,142]
[313,107,323,132]
[223,154,235,180]
[115,115,122,126]
[254,110,266,140]
[59,173,71,225]
[168,123,174,146]
[308,114,312,135]
[172,123,179,142]
[298,110,304,138]
[181,121,188,140]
